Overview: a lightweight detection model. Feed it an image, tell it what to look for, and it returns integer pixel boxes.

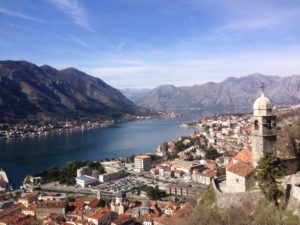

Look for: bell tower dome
[251,88,277,167]
[253,93,273,116]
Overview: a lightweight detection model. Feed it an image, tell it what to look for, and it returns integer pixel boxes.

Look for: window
[236,178,239,183]
[254,120,259,130]
[266,120,272,130]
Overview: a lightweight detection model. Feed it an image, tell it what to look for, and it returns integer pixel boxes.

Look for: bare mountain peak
[138,74,300,111]
[0,60,148,122]
[40,65,58,75]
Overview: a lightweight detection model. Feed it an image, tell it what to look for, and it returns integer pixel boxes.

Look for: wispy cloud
[87,66,156,77]
[47,0,89,29]
[219,8,300,32]
[82,45,300,88]
[0,5,45,23]
[47,0,125,53]
[70,36,89,48]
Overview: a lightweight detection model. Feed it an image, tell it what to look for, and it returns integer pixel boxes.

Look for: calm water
[0,109,247,187]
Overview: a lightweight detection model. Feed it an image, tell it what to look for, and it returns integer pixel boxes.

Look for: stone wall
[212,178,262,208]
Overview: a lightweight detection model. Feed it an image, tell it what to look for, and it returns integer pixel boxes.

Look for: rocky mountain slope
[120,88,151,104]
[137,73,300,111]
[0,60,149,122]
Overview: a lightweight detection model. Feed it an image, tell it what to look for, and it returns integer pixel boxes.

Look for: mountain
[0,60,150,122]
[120,88,151,103]
[137,73,300,111]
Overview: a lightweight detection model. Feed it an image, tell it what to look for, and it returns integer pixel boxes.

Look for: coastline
[0,112,181,140]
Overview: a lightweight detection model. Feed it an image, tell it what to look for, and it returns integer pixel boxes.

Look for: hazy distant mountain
[120,88,151,103]
[137,73,300,111]
[0,60,150,122]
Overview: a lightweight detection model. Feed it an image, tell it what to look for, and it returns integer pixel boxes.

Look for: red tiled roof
[112,215,133,225]
[88,208,110,220]
[233,149,252,164]
[227,162,255,177]
[88,198,100,208]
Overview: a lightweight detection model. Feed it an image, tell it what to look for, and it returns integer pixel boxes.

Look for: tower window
[254,120,259,130]
[266,120,272,130]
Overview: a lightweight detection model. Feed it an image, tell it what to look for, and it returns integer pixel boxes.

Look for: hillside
[120,88,151,104]
[137,73,300,111]
[0,60,150,122]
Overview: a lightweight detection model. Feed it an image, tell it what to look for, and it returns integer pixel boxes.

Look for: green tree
[255,152,284,208]
[145,185,166,200]
[205,146,219,160]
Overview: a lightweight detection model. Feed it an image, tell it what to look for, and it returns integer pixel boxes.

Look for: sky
[0,0,300,88]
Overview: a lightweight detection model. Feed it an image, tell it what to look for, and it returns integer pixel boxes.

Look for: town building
[35,200,67,220]
[170,159,203,174]
[99,169,125,182]
[23,176,42,191]
[75,175,98,188]
[225,91,276,192]
[0,170,9,193]
[76,166,92,177]
[18,192,39,207]
[135,155,152,172]
[86,208,112,225]
[0,203,23,220]
[165,183,203,198]
[251,93,277,167]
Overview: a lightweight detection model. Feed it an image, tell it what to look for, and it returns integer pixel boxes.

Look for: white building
[134,155,152,172]
[75,175,98,188]
[99,169,125,182]
[0,169,9,192]
[76,166,92,177]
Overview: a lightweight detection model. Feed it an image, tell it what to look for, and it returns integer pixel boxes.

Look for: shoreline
[0,112,181,141]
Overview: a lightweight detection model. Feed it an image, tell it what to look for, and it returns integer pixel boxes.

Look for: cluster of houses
[151,159,217,186]
[0,190,189,225]
[0,120,115,139]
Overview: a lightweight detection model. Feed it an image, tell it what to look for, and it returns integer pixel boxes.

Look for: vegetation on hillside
[205,145,219,160]
[255,152,284,208]
[144,185,167,200]
[277,107,300,162]
[35,160,105,185]
[176,185,299,225]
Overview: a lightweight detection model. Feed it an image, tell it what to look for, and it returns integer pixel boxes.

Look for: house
[35,200,67,220]
[111,214,134,225]
[87,208,112,225]
[18,192,39,207]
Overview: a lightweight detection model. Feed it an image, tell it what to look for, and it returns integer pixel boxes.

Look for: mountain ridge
[0,60,151,122]
[133,74,300,111]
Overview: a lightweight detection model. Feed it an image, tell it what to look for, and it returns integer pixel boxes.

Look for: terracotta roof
[88,198,100,208]
[0,203,23,216]
[135,155,151,159]
[88,208,110,220]
[0,213,34,224]
[19,192,39,201]
[23,203,37,211]
[36,200,66,209]
[153,216,169,225]
[112,215,133,225]
[233,149,252,164]
[227,162,255,177]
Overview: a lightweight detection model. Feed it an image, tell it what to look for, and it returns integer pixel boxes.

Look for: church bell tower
[251,87,277,167]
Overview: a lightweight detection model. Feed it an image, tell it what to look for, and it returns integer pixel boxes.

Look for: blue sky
[0,0,300,88]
